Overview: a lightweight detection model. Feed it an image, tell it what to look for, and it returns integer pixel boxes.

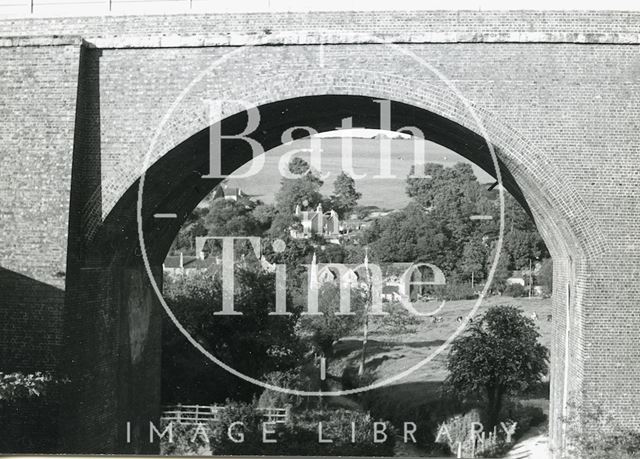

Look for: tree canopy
[446,305,548,427]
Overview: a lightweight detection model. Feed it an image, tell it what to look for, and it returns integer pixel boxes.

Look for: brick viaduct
[0,10,639,457]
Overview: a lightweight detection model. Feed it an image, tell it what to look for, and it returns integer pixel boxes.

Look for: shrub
[283,409,395,456]
[0,372,68,453]
[257,370,311,411]
[434,283,477,301]
[500,401,546,440]
[564,397,640,458]
[434,409,482,456]
[160,421,214,456]
[200,402,395,456]
[361,383,470,454]
[503,283,526,297]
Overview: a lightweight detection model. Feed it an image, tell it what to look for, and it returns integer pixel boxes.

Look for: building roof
[163,255,222,274]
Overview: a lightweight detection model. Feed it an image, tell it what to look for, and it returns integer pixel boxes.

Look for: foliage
[162,270,303,403]
[485,245,512,293]
[280,408,395,456]
[297,283,366,357]
[0,372,63,402]
[536,258,553,295]
[330,172,362,217]
[460,237,488,283]
[370,301,420,335]
[0,372,68,453]
[159,421,213,456]
[434,409,485,457]
[170,208,208,254]
[197,402,395,456]
[257,369,316,411]
[446,305,548,428]
[501,195,548,269]
[564,397,640,459]
[503,283,526,298]
[433,282,478,300]
[204,197,262,237]
[273,158,324,218]
[500,401,546,441]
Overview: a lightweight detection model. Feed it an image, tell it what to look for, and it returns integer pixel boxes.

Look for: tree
[499,194,548,269]
[331,172,361,217]
[446,305,548,428]
[274,158,324,217]
[288,157,314,176]
[251,203,277,233]
[162,269,303,403]
[485,244,512,293]
[459,237,488,284]
[204,197,261,236]
[171,208,209,254]
[537,258,553,295]
[298,283,365,358]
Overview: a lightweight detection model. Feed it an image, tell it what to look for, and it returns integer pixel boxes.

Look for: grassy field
[328,296,553,418]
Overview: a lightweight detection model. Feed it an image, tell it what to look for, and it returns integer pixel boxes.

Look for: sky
[224,136,495,210]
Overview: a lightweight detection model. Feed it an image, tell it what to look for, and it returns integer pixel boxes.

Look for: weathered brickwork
[0,10,638,457]
[0,43,81,371]
[0,10,639,39]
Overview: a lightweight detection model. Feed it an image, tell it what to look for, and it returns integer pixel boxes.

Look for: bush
[361,383,471,454]
[0,372,68,453]
[503,283,526,297]
[257,370,318,411]
[433,407,535,458]
[434,409,482,456]
[165,402,396,456]
[500,401,546,440]
[160,421,214,455]
[283,409,395,456]
[564,397,640,458]
[433,283,478,301]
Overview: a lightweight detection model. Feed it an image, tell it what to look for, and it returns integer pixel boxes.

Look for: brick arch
[97,70,606,266]
[75,72,605,457]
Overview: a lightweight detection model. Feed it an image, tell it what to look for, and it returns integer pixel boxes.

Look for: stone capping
[0,35,82,47]
[1,31,640,48]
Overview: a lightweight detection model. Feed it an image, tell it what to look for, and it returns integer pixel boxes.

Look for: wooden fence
[161,404,289,426]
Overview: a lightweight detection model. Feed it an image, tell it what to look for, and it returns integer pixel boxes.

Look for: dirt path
[502,426,550,459]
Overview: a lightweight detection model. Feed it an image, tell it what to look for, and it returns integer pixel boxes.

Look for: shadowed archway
[66,94,587,454]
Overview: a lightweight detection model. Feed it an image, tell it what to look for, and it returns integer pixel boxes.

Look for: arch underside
[70,93,601,456]
[95,94,585,269]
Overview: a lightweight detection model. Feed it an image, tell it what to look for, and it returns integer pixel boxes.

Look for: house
[506,270,526,286]
[315,262,439,301]
[162,253,222,279]
[164,251,276,279]
[210,184,244,202]
[291,203,340,239]
[381,285,402,302]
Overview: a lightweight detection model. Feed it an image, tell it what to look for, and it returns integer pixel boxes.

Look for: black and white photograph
[0,1,639,458]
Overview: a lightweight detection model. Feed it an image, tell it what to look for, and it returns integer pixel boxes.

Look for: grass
[335,296,552,384]
[327,295,553,420]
